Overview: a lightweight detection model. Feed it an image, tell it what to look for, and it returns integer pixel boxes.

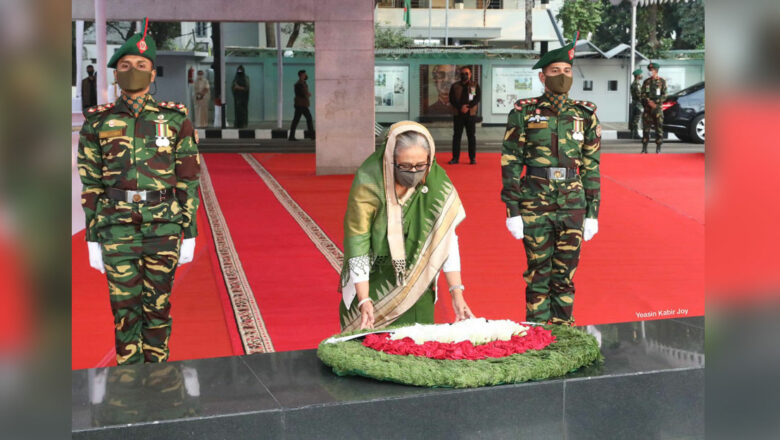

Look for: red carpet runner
[72,151,704,365]
[251,152,704,328]
[202,154,341,351]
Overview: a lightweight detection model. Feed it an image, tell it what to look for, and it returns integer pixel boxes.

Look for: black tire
[689,114,705,144]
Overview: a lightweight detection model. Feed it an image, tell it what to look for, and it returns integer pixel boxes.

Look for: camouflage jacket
[501,95,601,219]
[78,95,201,242]
[641,76,667,105]
[631,80,643,104]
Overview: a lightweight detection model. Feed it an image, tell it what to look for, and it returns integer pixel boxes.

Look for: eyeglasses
[395,162,429,172]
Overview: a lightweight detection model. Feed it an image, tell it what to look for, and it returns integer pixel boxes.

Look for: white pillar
[428,1,432,43]
[630,1,637,77]
[444,0,449,45]
[219,24,226,128]
[630,0,637,123]
[75,20,84,99]
[276,22,283,129]
[94,0,108,104]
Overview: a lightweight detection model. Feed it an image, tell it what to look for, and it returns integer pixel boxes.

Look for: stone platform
[72,317,704,439]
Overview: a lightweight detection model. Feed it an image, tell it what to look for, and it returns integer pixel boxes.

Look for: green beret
[648,62,660,71]
[107,20,156,68]
[533,32,579,70]
[632,68,643,76]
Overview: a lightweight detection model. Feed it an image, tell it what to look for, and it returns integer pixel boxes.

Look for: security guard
[629,68,643,139]
[501,33,601,325]
[78,18,201,364]
[641,62,667,153]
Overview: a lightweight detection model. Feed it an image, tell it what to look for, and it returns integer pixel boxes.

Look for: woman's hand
[451,290,475,322]
[359,300,375,329]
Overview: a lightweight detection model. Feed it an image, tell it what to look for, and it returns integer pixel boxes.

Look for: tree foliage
[101,21,182,49]
[556,0,604,41]
[591,0,704,58]
[374,22,413,49]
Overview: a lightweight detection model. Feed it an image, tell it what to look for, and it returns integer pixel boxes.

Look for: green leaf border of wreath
[317,324,603,388]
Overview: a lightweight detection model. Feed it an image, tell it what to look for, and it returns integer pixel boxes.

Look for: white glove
[178,237,196,265]
[583,218,599,242]
[505,216,524,240]
[87,241,105,274]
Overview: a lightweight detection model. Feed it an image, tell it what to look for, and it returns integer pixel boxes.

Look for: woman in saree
[339,121,475,331]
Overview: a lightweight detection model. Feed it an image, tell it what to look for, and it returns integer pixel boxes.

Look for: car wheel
[689,114,705,144]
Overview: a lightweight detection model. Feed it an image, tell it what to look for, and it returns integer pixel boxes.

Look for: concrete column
[314,0,375,175]
[75,20,84,99]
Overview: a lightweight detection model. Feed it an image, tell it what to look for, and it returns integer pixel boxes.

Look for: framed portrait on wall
[419,64,482,120]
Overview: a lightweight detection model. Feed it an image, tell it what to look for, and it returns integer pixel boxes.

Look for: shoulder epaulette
[513,98,538,111]
[84,102,115,117]
[158,101,189,116]
[572,99,597,113]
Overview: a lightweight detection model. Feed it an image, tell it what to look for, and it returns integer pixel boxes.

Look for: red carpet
[202,154,341,351]
[253,152,704,327]
[601,153,704,224]
[71,204,241,370]
[73,152,704,365]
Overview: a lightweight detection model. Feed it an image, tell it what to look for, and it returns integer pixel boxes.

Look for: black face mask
[87,71,95,77]
[460,73,469,81]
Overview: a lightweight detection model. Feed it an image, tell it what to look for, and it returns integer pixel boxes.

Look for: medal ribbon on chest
[154,118,171,147]
[572,117,584,141]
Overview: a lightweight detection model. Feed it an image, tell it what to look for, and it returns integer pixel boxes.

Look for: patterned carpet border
[199,159,275,354]
[241,153,344,272]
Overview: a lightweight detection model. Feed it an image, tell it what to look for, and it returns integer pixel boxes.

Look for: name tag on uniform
[656,87,661,95]
[528,122,548,129]
[99,129,122,139]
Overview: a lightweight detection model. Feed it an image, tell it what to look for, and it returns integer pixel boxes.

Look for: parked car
[662,81,705,143]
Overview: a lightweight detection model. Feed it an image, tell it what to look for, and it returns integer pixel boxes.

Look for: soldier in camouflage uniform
[78,19,201,365]
[641,62,667,153]
[501,33,601,325]
[629,68,643,139]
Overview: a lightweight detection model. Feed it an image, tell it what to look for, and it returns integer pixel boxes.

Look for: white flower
[389,318,528,345]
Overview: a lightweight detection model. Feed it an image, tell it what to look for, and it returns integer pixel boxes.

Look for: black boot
[641,143,648,154]
[656,144,662,154]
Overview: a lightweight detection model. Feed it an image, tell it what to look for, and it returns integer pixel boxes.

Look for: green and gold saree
[339,121,466,331]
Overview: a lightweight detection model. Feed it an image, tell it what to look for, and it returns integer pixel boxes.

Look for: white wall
[375,1,565,43]
[572,59,629,122]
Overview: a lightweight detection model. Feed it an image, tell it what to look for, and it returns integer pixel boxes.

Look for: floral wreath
[317,321,601,388]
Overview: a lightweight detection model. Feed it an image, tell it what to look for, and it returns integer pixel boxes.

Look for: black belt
[105,187,174,203]
[526,166,578,181]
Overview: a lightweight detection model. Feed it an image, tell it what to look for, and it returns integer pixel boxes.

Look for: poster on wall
[659,67,686,94]
[375,65,409,113]
[491,66,543,114]
[419,64,482,118]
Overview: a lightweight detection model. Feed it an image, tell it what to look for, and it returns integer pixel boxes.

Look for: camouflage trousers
[101,234,180,365]
[642,105,664,146]
[520,209,584,325]
[629,103,643,133]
